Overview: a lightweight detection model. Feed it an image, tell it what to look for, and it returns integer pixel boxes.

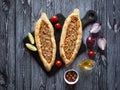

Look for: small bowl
[78,59,96,71]
[64,69,79,85]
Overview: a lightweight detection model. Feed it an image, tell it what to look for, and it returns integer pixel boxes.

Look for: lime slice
[78,59,95,70]
[28,32,34,44]
[25,43,37,51]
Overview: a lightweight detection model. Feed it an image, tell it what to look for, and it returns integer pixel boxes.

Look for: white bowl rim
[64,69,79,85]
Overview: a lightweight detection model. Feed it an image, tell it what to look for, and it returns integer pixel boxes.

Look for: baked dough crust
[35,13,56,72]
[60,8,82,67]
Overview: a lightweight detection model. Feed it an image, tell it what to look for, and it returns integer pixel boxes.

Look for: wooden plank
[91,0,108,90]
[30,0,47,90]
[106,0,120,90]
[115,1,120,90]
[0,0,16,90]
[0,0,7,89]
[15,0,31,90]
[5,0,16,90]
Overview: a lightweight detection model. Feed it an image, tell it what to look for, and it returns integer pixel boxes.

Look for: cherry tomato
[88,50,95,58]
[55,23,61,29]
[51,16,58,23]
[55,60,62,67]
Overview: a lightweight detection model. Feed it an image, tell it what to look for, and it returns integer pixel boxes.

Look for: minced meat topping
[39,21,53,63]
[63,16,80,60]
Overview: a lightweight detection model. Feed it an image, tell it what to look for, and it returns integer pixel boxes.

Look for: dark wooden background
[0,0,120,90]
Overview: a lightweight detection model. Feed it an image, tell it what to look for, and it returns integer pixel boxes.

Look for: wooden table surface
[0,0,120,90]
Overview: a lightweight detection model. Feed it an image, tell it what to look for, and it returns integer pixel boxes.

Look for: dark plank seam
[105,0,108,90]
[29,4,32,90]
[14,0,16,90]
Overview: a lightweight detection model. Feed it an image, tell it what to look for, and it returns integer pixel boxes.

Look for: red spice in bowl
[64,69,79,85]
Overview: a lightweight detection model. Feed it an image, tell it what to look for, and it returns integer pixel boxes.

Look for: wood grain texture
[106,0,120,90]
[0,0,120,90]
[15,0,31,90]
[91,0,108,90]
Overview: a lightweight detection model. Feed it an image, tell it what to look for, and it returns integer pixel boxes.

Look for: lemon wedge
[25,43,37,51]
[28,32,34,44]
